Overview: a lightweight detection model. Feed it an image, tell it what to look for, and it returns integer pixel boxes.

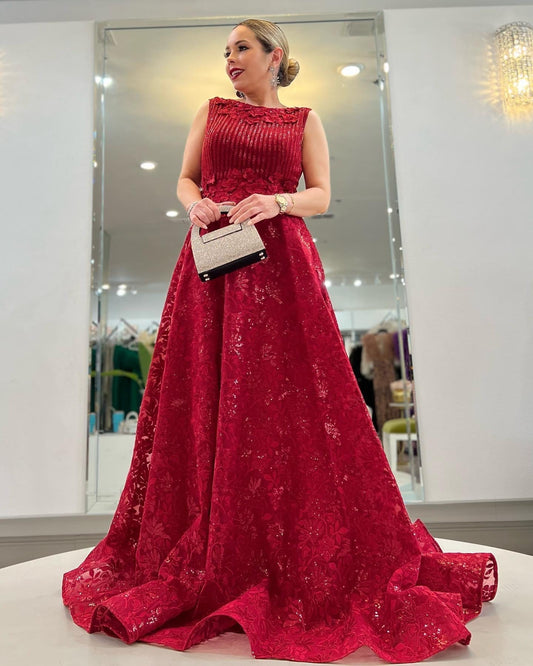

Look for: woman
[178,20,330,230]
[62,19,497,663]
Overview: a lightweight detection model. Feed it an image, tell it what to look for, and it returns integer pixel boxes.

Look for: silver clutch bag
[190,205,268,282]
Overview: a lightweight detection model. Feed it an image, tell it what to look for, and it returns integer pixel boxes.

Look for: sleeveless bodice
[201,97,311,202]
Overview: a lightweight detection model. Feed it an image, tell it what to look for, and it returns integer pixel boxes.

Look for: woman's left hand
[227,194,279,226]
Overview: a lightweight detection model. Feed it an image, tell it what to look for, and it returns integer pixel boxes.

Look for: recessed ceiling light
[324,279,332,288]
[140,161,157,170]
[354,279,363,287]
[338,64,364,78]
[166,210,179,218]
[102,284,110,290]
[383,62,390,73]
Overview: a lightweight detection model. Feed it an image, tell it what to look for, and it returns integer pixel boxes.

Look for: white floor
[0,539,531,664]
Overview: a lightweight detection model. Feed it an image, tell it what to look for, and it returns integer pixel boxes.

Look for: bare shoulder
[193,99,210,121]
[305,108,321,122]
[185,99,210,137]
[303,109,327,144]
[303,109,325,135]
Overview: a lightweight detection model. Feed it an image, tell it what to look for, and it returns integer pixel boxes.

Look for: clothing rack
[104,318,138,343]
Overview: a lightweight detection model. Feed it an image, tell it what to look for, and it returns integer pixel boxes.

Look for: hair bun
[281,58,300,87]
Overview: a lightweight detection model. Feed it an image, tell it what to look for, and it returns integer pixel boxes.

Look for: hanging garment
[361,331,398,432]
[393,327,413,381]
[348,344,377,431]
[91,341,116,432]
[62,97,497,664]
[103,341,115,431]
[112,344,143,416]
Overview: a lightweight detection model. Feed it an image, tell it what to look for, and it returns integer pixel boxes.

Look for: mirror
[88,14,422,513]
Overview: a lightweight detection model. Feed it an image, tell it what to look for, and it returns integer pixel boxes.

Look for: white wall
[0,21,94,516]
[385,6,533,501]
[1,3,532,517]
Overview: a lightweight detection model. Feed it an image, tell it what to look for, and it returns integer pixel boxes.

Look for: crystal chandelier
[495,21,533,112]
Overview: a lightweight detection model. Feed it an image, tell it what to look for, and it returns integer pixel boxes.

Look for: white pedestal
[0,540,530,664]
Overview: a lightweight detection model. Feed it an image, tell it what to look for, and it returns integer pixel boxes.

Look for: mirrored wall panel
[87,15,422,513]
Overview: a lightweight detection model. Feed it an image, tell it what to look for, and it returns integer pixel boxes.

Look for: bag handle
[218,204,234,214]
[191,202,249,244]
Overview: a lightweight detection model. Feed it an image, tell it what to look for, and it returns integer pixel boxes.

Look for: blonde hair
[236,18,300,87]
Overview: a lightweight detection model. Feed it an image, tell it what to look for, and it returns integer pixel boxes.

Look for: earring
[235,90,246,99]
[269,66,280,87]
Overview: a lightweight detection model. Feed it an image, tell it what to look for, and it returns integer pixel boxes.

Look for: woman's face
[224,25,277,95]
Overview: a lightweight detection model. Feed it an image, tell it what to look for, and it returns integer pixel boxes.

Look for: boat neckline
[217,96,300,110]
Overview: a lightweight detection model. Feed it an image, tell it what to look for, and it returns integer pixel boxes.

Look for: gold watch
[274,193,289,214]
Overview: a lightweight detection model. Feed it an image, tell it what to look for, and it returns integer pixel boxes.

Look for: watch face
[276,194,288,210]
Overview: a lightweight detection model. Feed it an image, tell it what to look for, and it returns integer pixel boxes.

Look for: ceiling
[99,18,398,298]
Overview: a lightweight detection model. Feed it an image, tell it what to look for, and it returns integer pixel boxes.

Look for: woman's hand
[227,194,280,226]
[189,199,235,229]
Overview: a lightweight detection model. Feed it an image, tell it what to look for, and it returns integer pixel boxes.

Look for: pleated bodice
[201,97,310,201]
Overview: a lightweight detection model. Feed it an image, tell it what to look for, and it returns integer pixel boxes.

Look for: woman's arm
[176,100,222,229]
[290,109,331,216]
[227,109,331,225]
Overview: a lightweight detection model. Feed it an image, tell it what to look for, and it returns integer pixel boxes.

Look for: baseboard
[1,499,532,568]
[415,520,533,555]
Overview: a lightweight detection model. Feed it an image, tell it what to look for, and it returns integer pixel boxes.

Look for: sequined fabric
[62,97,497,663]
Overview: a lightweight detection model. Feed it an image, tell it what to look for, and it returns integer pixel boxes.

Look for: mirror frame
[88,11,422,512]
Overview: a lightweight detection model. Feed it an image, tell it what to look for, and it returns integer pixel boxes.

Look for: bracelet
[286,193,295,212]
[187,200,201,218]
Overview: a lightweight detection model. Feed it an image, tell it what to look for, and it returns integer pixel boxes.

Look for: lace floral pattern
[211,96,302,124]
[62,96,497,663]
[203,167,297,201]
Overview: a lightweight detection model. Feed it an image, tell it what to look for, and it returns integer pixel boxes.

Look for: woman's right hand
[188,198,220,229]
[189,199,235,229]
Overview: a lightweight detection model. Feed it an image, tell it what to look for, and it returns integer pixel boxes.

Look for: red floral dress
[62,97,497,663]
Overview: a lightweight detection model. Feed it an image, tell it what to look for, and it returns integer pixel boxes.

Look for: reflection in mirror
[87,15,423,513]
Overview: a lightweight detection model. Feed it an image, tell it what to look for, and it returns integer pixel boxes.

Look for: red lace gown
[62,97,497,663]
